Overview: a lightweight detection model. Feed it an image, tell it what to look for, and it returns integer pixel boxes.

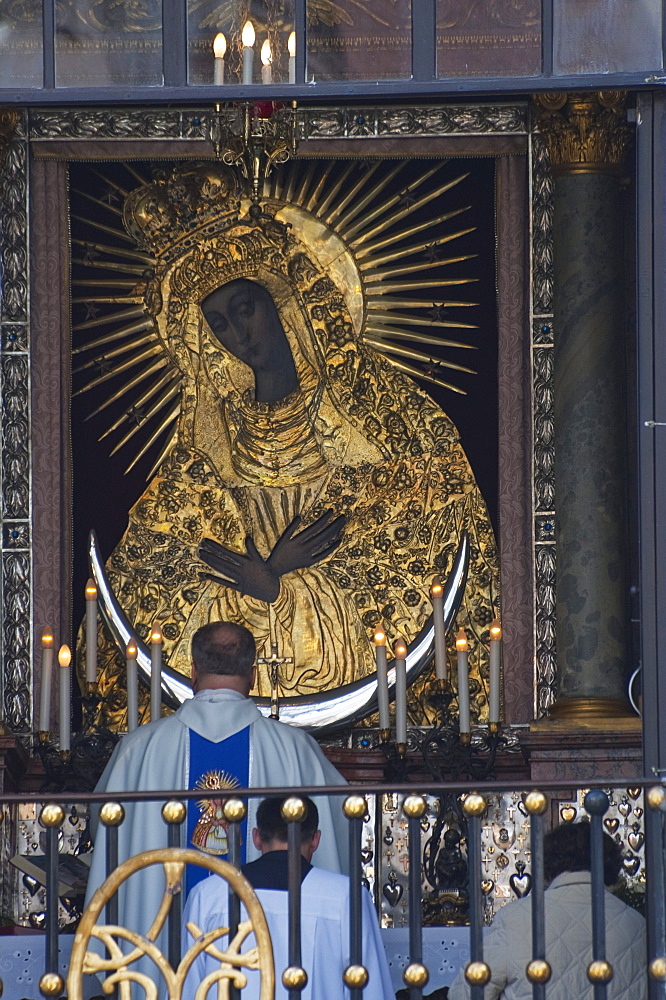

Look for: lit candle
[394,638,408,747]
[85,578,98,685]
[489,619,502,725]
[39,628,54,733]
[456,628,470,736]
[242,20,255,84]
[261,39,272,85]
[374,630,390,735]
[288,30,296,84]
[430,576,447,682]
[126,639,138,732]
[150,625,162,723]
[58,644,71,753]
[213,32,226,86]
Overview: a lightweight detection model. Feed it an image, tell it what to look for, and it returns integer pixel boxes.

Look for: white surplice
[181,865,394,1000]
[84,690,348,984]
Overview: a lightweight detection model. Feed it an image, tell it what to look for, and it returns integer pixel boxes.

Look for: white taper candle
[39,628,54,733]
[456,628,470,735]
[58,644,71,752]
[85,578,98,685]
[126,639,138,732]
[150,625,163,723]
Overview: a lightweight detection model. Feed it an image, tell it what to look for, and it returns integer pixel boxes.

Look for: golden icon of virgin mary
[86,162,499,723]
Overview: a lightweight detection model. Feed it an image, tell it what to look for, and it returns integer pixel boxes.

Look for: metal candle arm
[88,529,469,735]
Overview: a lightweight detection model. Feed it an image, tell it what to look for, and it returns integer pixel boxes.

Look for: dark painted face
[201,278,290,372]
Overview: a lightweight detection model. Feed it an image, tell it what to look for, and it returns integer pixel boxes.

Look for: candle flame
[288,30,296,57]
[242,20,255,47]
[455,628,468,652]
[394,639,407,659]
[430,576,443,597]
[374,630,386,646]
[58,644,71,668]
[490,619,502,640]
[213,32,226,58]
[85,578,97,600]
[126,640,138,660]
[151,626,163,644]
[42,628,54,647]
[261,38,272,66]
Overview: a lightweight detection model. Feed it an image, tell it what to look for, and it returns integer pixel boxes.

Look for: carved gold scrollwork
[533,92,630,175]
[68,848,274,1000]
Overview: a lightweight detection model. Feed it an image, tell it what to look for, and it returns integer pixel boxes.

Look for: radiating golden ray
[364,325,477,349]
[74,326,154,369]
[73,279,139,288]
[357,214,472,268]
[74,189,125,218]
[356,220,475,259]
[72,296,144,305]
[367,309,478,330]
[305,164,335,214]
[344,172,469,246]
[125,409,179,473]
[82,359,174,420]
[72,259,147,276]
[364,278,478,295]
[361,254,476,278]
[337,162,438,238]
[73,305,148,336]
[284,161,302,204]
[73,347,166,395]
[324,161,388,227]
[367,297,478,310]
[72,239,153,264]
[90,168,132,199]
[73,324,155,357]
[387,356,467,394]
[316,162,360,221]
[294,160,317,208]
[363,336,476,374]
[71,215,135,244]
[108,384,181,455]
[124,164,150,186]
[144,428,179,481]
[99,371,178,439]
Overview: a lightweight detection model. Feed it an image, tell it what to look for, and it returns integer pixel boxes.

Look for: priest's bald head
[191,622,257,696]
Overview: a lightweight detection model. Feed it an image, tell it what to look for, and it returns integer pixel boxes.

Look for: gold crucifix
[256,643,294,720]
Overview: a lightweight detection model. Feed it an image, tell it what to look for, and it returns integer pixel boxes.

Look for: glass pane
[554,0,662,75]
[306,0,411,81]
[437,0,541,77]
[0,0,43,87]
[189,0,294,85]
[55,0,163,87]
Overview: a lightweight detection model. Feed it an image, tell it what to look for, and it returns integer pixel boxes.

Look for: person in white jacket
[181,796,394,1000]
[449,821,646,1000]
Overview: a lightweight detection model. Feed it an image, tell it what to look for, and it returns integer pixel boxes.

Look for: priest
[84,621,348,977]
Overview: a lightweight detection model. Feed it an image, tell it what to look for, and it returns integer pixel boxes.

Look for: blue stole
[186,726,250,894]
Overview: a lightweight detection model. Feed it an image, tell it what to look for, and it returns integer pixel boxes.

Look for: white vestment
[84,690,348,983]
[181,865,394,1000]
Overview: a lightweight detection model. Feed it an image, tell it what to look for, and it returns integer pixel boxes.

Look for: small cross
[256,643,294,720]
[399,855,410,873]
[482,855,493,872]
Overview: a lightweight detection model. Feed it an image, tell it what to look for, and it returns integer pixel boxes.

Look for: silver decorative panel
[0,112,31,732]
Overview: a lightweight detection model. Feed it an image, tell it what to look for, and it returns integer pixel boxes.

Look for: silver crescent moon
[89,530,469,734]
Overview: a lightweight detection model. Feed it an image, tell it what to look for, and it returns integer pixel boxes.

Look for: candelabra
[208,101,301,204]
[35,686,118,793]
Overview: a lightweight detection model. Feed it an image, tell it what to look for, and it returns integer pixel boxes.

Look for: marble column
[535,93,633,720]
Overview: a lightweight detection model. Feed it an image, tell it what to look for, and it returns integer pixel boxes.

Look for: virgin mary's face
[201,278,292,373]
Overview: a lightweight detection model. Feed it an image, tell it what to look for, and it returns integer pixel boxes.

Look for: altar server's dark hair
[256,796,319,845]
[191,621,256,678]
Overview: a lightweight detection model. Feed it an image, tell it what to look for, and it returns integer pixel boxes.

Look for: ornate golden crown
[123,163,244,262]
